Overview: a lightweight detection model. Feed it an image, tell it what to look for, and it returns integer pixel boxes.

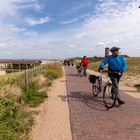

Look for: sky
[0,0,140,59]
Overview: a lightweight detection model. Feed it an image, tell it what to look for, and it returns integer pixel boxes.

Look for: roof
[0,59,42,64]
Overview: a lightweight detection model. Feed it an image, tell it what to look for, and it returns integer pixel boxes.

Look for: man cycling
[99,47,127,105]
[81,56,89,76]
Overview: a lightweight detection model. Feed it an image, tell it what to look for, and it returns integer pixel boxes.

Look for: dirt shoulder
[32,67,72,140]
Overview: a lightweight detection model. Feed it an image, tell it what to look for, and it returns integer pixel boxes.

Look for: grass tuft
[22,82,48,107]
[0,94,34,140]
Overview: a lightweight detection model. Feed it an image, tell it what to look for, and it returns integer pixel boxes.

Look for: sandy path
[32,68,72,140]
[87,69,140,99]
[0,71,5,75]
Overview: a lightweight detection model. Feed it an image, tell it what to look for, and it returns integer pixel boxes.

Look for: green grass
[22,82,48,107]
[125,57,140,75]
[0,94,34,140]
[88,61,108,72]
[0,62,63,140]
[43,69,60,80]
[44,62,63,77]
[88,62,100,71]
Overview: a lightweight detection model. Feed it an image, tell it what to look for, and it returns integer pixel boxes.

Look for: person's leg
[83,66,87,76]
[110,76,125,105]
[110,76,120,100]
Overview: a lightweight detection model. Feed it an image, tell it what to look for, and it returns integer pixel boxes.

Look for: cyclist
[81,56,89,76]
[98,47,127,105]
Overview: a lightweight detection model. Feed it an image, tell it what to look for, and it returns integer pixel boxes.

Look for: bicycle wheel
[80,68,84,77]
[103,82,117,108]
[77,70,81,76]
[92,80,100,96]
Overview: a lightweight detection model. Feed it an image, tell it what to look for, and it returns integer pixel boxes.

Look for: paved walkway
[65,66,140,140]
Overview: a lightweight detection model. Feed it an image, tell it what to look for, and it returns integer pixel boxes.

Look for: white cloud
[0,24,25,33]
[23,31,38,36]
[61,18,79,25]
[96,42,105,46]
[60,13,91,25]
[68,0,140,56]
[0,0,140,59]
[76,47,85,50]
[113,39,120,43]
[65,1,93,15]
[0,43,6,47]
[69,44,76,48]
[25,16,50,26]
[0,0,43,19]
[48,40,62,45]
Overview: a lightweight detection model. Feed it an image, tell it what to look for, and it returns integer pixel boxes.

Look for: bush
[43,69,60,80]
[0,62,63,139]
[22,82,48,107]
[0,94,34,140]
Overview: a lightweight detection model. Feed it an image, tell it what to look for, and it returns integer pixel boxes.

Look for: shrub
[43,69,60,80]
[22,82,48,107]
[0,94,34,140]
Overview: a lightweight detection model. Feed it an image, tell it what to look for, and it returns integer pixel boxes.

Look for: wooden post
[4,63,6,74]
[25,64,28,91]
[19,64,21,72]
[24,70,28,91]
[12,64,14,73]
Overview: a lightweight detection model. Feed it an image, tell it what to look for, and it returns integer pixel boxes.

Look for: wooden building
[0,59,42,73]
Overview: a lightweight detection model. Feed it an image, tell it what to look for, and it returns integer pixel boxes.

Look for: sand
[32,67,72,140]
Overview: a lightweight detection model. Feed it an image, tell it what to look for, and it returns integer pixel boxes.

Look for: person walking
[99,47,127,105]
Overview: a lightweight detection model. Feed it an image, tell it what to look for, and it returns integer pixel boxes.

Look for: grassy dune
[125,57,140,75]
[0,62,63,140]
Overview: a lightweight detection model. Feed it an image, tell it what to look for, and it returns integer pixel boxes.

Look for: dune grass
[0,94,34,140]
[22,82,48,107]
[0,62,63,140]
[125,57,140,75]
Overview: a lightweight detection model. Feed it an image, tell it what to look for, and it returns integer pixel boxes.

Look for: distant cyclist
[98,47,127,105]
[81,56,89,76]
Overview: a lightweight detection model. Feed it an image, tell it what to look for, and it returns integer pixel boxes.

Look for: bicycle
[76,65,87,77]
[89,71,118,109]
[76,65,83,77]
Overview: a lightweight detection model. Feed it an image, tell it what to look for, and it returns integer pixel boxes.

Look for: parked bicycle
[89,71,119,109]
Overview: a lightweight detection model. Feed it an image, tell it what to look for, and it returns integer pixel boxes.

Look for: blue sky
[0,0,140,59]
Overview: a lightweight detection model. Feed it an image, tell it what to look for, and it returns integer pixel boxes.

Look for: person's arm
[99,57,109,70]
[80,59,83,64]
[120,56,127,72]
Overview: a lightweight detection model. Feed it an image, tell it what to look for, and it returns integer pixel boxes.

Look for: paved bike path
[65,66,140,140]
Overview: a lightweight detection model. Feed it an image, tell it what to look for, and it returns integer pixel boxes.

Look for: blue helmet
[110,46,120,52]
